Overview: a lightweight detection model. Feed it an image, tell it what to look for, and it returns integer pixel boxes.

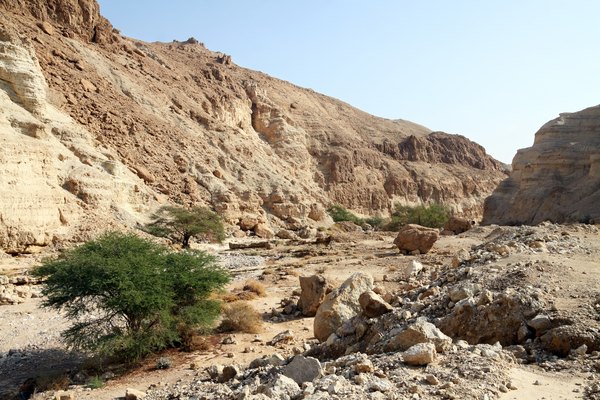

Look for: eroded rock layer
[483,105,600,225]
[0,0,506,251]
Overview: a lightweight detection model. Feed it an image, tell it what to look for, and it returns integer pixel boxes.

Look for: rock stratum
[484,105,600,225]
[0,0,506,253]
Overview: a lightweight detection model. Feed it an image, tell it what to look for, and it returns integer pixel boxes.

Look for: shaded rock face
[483,105,600,225]
[0,0,506,251]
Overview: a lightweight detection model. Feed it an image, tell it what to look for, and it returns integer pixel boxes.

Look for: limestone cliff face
[483,105,600,225]
[0,0,506,251]
[0,22,155,253]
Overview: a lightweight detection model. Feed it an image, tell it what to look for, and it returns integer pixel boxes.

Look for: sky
[97,1,600,164]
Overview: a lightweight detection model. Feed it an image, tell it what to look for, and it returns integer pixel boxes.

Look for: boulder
[298,274,330,317]
[393,224,439,254]
[385,319,452,353]
[219,365,240,382]
[254,223,274,239]
[314,272,374,342]
[239,216,259,230]
[282,355,322,384]
[443,216,473,234]
[527,314,552,335]
[402,343,437,366]
[359,290,393,318]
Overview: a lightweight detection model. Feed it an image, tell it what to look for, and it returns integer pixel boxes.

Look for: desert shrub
[144,205,225,248]
[86,376,104,389]
[243,280,267,297]
[327,204,363,225]
[156,357,172,370]
[32,232,230,363]
[219,301,263,334]
[364,216,384,229]
[32,373,70,392]
[386,203,450,230]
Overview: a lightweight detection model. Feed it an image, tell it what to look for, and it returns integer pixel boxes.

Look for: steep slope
[483,105,600,225]
[0,0,506,252]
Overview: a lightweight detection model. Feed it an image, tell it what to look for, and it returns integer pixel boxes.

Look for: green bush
[86,376,104,389]
[327,204,363,225]
[386,203,450,230]
[32,232,230,363]
[144,205,225,248]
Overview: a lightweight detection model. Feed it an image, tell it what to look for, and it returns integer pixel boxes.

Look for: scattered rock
[298,274,330,317]
[402,343,437,366]
[398,259,424,280]
[385,319,452,353]
[358,290,393,318]
[282,355,322,384]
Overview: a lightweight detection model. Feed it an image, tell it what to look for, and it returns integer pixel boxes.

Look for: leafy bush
[386,203,450,230]
[32,232,230,363]
[144,205,225,248]
[327,204,363,225]
[219,301,263,334]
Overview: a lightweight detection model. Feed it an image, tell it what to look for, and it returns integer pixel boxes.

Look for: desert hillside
[0,0,506,253]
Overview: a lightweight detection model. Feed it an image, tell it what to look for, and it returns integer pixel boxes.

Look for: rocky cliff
[483,105,600,225]
[0,0,506,252]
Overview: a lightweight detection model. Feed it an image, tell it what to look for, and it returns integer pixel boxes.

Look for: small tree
[144,205,225,248]
[32,232,230,362]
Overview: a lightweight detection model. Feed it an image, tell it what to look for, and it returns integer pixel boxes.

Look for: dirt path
[499,366,585,400]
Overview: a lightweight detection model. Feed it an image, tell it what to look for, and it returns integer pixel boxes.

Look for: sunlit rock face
[483,105,600,225]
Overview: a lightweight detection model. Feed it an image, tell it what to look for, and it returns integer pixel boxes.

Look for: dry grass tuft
[243,280,267,297]
[236,291,259,301]
[219,301,263,334]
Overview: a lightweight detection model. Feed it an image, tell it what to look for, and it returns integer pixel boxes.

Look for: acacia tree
[32,232,230,362]
[144,205,225,248]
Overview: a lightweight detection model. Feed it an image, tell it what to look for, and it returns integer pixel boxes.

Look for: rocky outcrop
[0,23,155,253]
[0,0,506,251]
[0,0,115,43]
[483,105,600,225]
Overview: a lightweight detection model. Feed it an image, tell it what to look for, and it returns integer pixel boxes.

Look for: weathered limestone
[484,105,600,225]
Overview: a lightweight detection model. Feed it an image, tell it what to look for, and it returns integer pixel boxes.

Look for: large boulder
[393,224,439,254]
[313,272,374,342]
[298,274,330,317]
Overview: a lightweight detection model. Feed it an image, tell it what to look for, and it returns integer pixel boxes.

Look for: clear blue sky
[97,0,600,164]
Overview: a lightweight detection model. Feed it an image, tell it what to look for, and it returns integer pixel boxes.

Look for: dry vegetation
[219,301,264,334]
